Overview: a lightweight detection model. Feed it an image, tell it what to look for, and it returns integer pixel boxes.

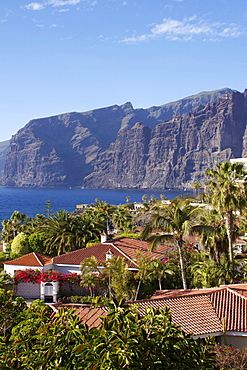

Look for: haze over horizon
[1,0,247,141]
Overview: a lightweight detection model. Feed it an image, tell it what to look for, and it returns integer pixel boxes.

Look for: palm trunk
[158,278,162,290]
[225,211,234,261]
[135,279,141,300]
[177,239,187,289]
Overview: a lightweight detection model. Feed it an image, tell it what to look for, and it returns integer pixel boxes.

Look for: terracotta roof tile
[52,303,108,329]
[74,306,108,328]
[128,295,222,336]
[53,237,164,267]
[55,285,247,336]
[4,252,52,267]
[209,288,247,332]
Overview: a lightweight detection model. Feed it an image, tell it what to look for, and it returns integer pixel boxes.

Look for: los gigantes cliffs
[1,87,247,189]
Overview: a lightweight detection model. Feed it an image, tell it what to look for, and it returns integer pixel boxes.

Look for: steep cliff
[2,88,246,189]
[84,89,247,189]
[0,140,10,178]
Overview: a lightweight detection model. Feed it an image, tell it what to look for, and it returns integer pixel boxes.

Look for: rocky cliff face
[2,88,247,189]
[0,140,10,178]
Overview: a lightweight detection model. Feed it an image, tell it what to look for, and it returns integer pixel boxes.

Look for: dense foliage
[0,290,216,369]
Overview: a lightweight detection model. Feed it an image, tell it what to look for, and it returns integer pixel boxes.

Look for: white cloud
[23,2,45,10]
[47,0,81,6]
[58,8,69,11]
[121,16,246,43]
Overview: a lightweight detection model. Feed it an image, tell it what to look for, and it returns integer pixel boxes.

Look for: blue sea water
[0,187,192,224]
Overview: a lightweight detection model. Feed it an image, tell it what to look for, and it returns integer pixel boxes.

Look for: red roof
[150,285,247,333]
[4,252,52,267]
[53,237,165,268]
[130,295,222,336]
[63,284,247,336]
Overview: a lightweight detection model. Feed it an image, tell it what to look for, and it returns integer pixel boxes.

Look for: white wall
[4,264,53,276]
[4,264,43,276]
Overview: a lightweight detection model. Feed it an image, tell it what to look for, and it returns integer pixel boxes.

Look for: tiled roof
[151,285,247,334]
[209,288,247,332]
[4,252,53,266]
[74,306,108,328]
[66,284,247,336]
[130,295,222,336]
[53,237,164,268]
[52,303,108,328]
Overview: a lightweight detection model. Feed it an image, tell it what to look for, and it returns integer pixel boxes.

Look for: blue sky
[0,0,247,141]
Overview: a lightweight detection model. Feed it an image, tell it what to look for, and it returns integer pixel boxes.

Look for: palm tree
[191,254,237,288]
[1,211,28,248]
[73,213,102,249]
[40,210,76,256]
[134,250,155,300]
[142,194,147,203]
[112,208,133,233]
[80,272,99,297]
[94,200,116,235]
[193,209,229,263]
[149,259,174,290]
[206,161,247,261]
[142,199,201,289]
[102,256,134,300]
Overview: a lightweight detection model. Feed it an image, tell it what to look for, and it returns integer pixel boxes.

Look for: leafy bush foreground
[0,289,216,369]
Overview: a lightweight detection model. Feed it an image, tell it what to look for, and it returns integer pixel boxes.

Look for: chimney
[106,249,113,261]
[100,232,107,243]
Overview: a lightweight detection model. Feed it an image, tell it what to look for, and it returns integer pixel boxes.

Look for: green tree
[142,194,147,203]
[112,207,133,233]
[28,232,46,253]
[193,209,230,263]
[134,250,155,300]
[40,210,75,256]
[206,161,247,261]
[0,289,26,338]
[40,210,102,256]
[80,272,99,297]
[1,211,28,247]
[142,199,202,289]
[149,259,175,290]
[103,256,135,300]
[44,200,53,217]
[94,200,116,234]
[11,232,30,255]
[191,254,237,288]
[81,256,107,296]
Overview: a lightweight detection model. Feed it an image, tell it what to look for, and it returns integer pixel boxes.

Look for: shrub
[215,345,247,369]
[11,232,30,255]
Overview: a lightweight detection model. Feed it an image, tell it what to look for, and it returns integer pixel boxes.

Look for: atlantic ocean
[0,187,192,224]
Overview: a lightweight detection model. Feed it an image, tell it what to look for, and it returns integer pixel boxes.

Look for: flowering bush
[161,257,169,264]
[14,269,80,285]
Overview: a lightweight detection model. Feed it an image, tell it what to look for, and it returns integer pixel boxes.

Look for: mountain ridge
[1,87,244,189]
